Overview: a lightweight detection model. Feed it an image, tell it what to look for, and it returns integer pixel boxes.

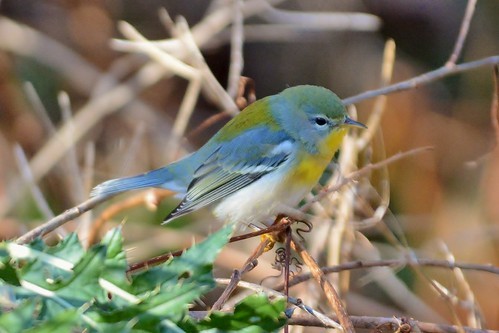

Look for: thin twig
[126,219,293,274]
[227,0,244,99]
[357,38,396,150]
[283,227,291,333]
[439,242,483,328]
[194,282,342,329]
[274,258,499,291]
[12,145,55,220]
[87,189,174,247]
[257,3,381,31]
[287,314,499,333]
[342,56,499,105]
[211,237,270,310]
[58,91,86,204]
[16,195,112,244]
[290,233,355,333]
[0,17,169,218]
[301,146,434,212]
[446,0,477,67]
[16,61,168,204]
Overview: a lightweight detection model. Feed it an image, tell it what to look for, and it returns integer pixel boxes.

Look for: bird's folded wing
[163,128,293,222]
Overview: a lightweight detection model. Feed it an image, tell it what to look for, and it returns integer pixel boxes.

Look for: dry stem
[274,258,499,291]
[290,233,354,333]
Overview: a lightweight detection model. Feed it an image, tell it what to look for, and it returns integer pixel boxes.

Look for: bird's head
[270,85,366,153]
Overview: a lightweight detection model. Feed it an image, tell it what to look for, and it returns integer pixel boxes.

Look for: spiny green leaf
[130,225,233,295]
[99,227,130,299]
[0,245,20,286]
[20,245,107,305]
[88,226,233,331]
[24,308,80,333]
[196,294,286,333]
[0,299,37,333]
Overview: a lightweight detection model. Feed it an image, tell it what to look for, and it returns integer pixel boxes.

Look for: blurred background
[0,0,497,330]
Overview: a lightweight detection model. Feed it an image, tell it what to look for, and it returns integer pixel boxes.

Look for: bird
[91,85,366,228]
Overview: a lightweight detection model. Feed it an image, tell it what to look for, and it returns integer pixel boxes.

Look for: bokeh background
[0,0,497,330]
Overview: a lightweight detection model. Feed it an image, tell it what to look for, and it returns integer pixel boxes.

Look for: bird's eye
[314,117,328,126]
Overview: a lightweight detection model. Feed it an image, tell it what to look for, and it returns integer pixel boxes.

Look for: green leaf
[24,309,80,333]
[0,245,20,286]
[197,294,287,333]
[0,299,37,333]
[88,225,233,331]
[20,245,106,305]
[98,227,131,303]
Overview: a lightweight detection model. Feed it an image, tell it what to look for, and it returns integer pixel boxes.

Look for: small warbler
[91,85,366,227]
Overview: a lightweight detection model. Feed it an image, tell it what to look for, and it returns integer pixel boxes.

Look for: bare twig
[0,17,170,218]
[212,237,270,310]
[12,145,55,220]
[287,314,499,333]
[126,219,293,274]
[275,258,499,291]
[258,3,381,31]
[439,242,483,328]
[227,0,244,99]
[195,282,342,329]
[357,38,396,149]
[446,0,477,67]
[302,146,434,212]
[16,195,111,244]
[58,91,86,204]
[87,189,174,247]
[342,56,499,105]
[290,233,355,333]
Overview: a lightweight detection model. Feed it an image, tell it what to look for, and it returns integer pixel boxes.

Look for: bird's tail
[90,167,179,198]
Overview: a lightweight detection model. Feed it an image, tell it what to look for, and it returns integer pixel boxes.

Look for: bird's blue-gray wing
[163,127,293,223]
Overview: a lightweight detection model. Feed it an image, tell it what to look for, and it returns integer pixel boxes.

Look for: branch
[211,237,270,310]
[87,189,174,247]
[16,195,111,244]
[274,258,499,291]
[446,0,477,67]
[301,146,433,212]
[342,56,499,105]
[290,233,355,333]
[288,314,499,333]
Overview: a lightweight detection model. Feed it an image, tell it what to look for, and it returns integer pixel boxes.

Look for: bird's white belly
[212,163,311,229]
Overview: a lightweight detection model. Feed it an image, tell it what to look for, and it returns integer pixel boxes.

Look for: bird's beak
[344,116,367,129]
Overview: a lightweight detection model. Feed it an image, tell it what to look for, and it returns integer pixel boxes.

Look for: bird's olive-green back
[215,97,279,142]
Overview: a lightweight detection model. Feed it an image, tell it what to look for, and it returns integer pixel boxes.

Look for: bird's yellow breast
[290,128,347,186]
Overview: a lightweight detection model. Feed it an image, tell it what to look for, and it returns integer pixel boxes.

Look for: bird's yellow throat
[291,128,347,186]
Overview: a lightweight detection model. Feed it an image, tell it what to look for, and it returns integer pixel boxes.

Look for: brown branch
[274,258,499,291]
[87,189,174,246]
[445,0,477,67]
[290,233,355,333]
[342,56,499,105]
[211,237,270,310]
[15,195,110,244]
[288,314,499,333]
[126,219,293,274]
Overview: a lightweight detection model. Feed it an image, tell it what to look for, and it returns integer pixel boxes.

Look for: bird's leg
[260,214,293,252]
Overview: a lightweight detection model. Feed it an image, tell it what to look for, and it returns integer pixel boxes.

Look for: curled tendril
[295,219,313,242]
[270,247,303,276]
